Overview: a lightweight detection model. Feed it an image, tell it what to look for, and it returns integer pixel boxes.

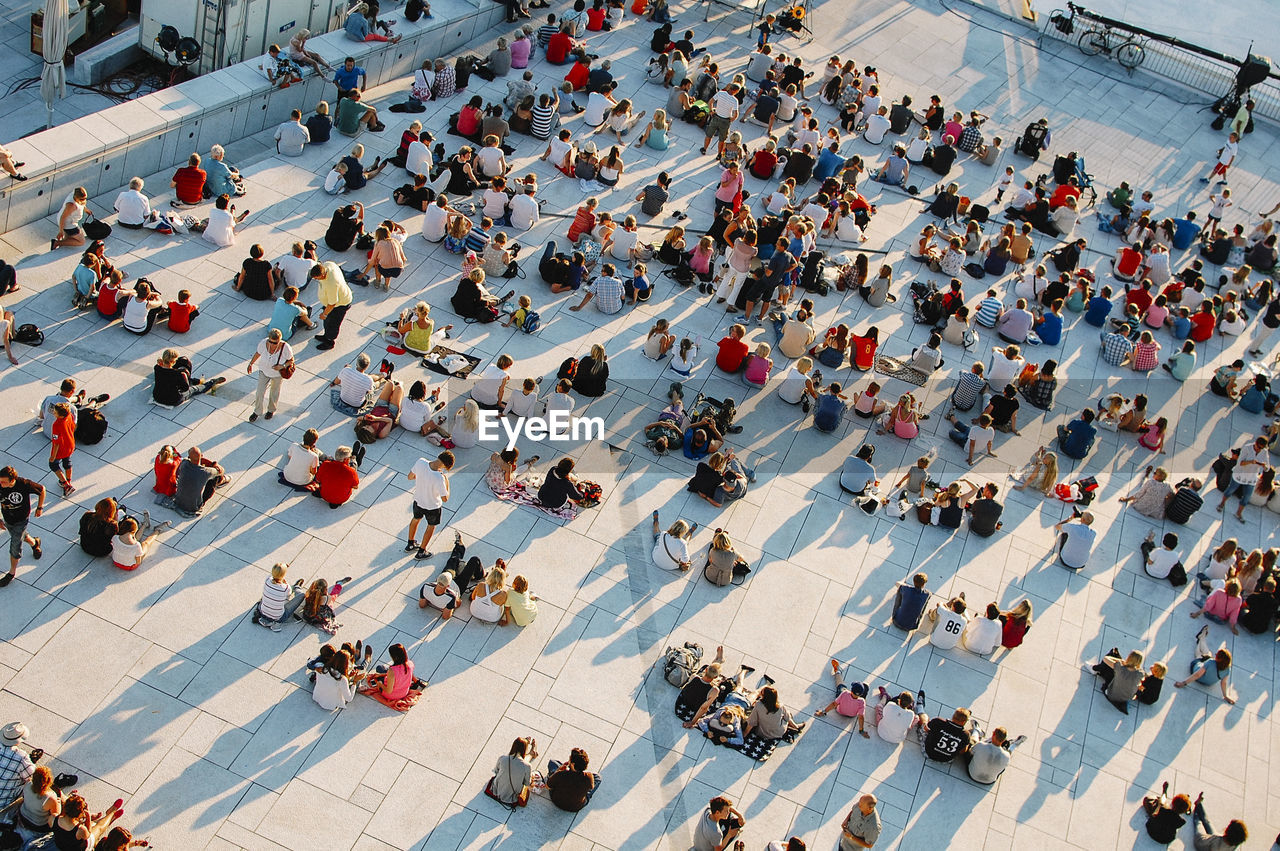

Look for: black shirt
[1239,590,1277,634]
[678,676,715,710]
[687,462,724,499]
[673,38,694,57]
[537,468,579,509]
[889,103,913,134]
[79,512,117,557]
[305,114,332,144]
[0,477,41,523]
[1145,808,1186,844]
[154,363,192,406]
[572,356,608,397]
[780,64,804,89]
[987,394,1019,426]
[753,94,779,123]
[174,459,216,513]
[924,718,969,762]
[937,501,963,529]
[1164,487,1203,524]
[967,498,1003,537]
[325,209,362,251]
[783,151,814,184]
[547,768,594,812]
[640,184,669,217]
[1135,673,1164,705]
[240,258,274,300]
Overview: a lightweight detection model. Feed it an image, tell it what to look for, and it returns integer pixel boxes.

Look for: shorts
[413,502,443,524]
[853,408,875,419]
[64,225,81,236]
[742,278,777,304]
[378,266,403,278]
[49,457,71,472]
[6,519,28,559]
[705,114,732,141]
[1220,479,1251,506]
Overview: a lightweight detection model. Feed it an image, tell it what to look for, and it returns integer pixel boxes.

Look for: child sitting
[502,294,534,328]
[506,378,541,417]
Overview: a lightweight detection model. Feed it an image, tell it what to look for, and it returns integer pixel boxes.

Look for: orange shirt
[51,416,76,459]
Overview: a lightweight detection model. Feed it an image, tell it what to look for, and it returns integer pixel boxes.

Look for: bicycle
[1077,23,1146,70]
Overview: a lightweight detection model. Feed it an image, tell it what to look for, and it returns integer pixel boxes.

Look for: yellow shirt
[318,261,352,308]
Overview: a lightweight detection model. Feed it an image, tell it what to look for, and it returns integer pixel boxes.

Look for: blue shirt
[1059,419,1096,459]
[205,159,237,198]
[345,13,370,40]
[813,394,846,432]
[683,429,710,460]
[1170,314,1191,339]
[1084,295,1112,327]
[1171,217,1201,250]
[814,148,845,181]
[766,250,795,287]
[333,64,365,91]
[341,155,366,190]
[1035,312,1062,346]
[892,585,930,630]
[268,297,305,339]
[464,227,491,255]
[72,264,97,296]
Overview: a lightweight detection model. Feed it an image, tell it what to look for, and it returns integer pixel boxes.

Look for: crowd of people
[2,0,1279,844]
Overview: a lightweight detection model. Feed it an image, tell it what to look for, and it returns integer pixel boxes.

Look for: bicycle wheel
[1078,29,1106,56]
[1116,41,1145,70]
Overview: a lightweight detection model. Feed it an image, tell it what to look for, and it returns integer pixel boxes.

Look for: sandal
[31,538,42,560]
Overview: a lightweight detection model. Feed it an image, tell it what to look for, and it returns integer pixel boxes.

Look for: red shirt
[1124,288,1153,314]
[585,7,606,30]
[716,337,749,372]
[852,335,877,370]
[51,416,75,460]
[456,106,482,138]
[567,206,596,242]
[547,32,573,65]
[97,283,120,316]
[1049,184,1081,210]
[172,166,207,205]
[1116,248,1143,278]
[316,459,359,505]
[750,150,778,179]
[1189,311,1215,343]
[564,61,589,91]
[154,457,179,496]
[1001,617,1029,649]
[168,301,195,333]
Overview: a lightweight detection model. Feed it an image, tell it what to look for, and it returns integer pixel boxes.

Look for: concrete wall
[0,0,508,236]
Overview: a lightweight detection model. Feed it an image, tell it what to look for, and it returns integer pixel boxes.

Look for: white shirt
[122,296,156,332]
[256,339,294,376]
[276,253,315,289]
[509,194,539,230]
[471,363,507,406]
[405,141,432,176]
[961,616,1001,655]
[549,138,573,165]
[966,424,995,451]
[40,393,76,439]
[863,113,891,144]
[584,92,612,127]
[506,390,539,417]
[113,189,152,226]
[312,671,356,711]
[876,701,915,743]
[544,391,575,417]
[324,169,346,195]
[652,533,689,570]
[1233,444,1269,485]
[777,92,798,122]
[800,202,827,226]
[274,120,310,156]
[610,228,638,260]
[711,90,739,119]
[1145,547,1180,580]
[905,136,929,162]
[203,207,236,247]
[337,366,375,407]
[482,188,509,219]
[987,355,1024,387]
[1217,139,1238,165]
[836,217,864,243]
[930,607,967,649]
[256,52,281,79]
[422,205,449,241]
[476,146,506,177]
[777,365,807,404]
[398,397,432,433]
[410,458,448,509]
[283,443,319,485]
[111,535,143,566]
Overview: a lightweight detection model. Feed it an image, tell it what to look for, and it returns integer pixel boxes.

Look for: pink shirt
[1203,591,1242,625]
[744,355,772,386]
[384,661,415,699]
[510,38,531,68]
[714,169,744,203]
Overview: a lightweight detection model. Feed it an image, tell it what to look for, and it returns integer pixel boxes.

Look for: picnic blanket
[487,474,597,522]
[422,345,482,379]
[359,683,424,712]
[875,354,929,387]
[673,693,786,762]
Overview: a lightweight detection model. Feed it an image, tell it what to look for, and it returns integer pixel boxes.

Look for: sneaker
[1011,735,1027,746]
[1195,624,1209,642]
[89,393,110,405]
[249,413,259,422]
[352,441,366,468]
[415,548,433,560]
[403,540,419,552]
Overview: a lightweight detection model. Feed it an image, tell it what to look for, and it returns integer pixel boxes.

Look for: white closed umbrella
[40,0,69,129]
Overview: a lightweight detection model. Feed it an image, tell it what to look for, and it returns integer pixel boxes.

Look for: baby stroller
[1016,121,1049,160]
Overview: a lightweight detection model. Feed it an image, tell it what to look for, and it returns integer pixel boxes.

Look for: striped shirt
[259,578,292,620]
[531,104,556,140]
[975,296,1004,327]
[464,226,492,255]
[537,23,558,47]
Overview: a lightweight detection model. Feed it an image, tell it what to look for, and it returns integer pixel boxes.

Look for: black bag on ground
[75,409,108,445]
[82,218,112,240]
[967,203,990,224]
[13,323,43,345]
[799,250,826,293]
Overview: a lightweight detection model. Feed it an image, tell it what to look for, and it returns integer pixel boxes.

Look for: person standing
[405,451,454,559]
[1200,131,1239,184]
[1216,435,1269,522]
[47,404,77,496]
[0,466,45,587]
[840,794,882,849]
[310,261,353,350]
[246,329,294,422]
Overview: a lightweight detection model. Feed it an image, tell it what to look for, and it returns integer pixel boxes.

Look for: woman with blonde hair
[999,599,1034,649]
[502,574,539,626]
[363,226,407,290]
[644,318,676,360]
[573,343,610,397]
[470,562,509,623]
[652,511,697,570]
[705,527,749,584]
[396,301,453,354]
[288,28,334,75]
[1012,447,1059,496]
[450,399,482,448]
[636,108,670,151]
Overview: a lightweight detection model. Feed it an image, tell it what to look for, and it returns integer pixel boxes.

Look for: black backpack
[13,323,43,345]
[967,203,990,224]
[75,409,108,445]
[557,356,578,382]
[799,250,826,293]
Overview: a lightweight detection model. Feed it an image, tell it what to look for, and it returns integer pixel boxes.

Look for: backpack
[693,73,718,103]
[355,232,377,251]
[74,409,108,445]
[664,263,696,286]
[576,481,602,507]
[520,310,541,333]
[683,101,710,126]
[557,356,578,382]
[799,250,826,293]
[967,203,990,224]
[13,323,43,345]
[662,643,702,687]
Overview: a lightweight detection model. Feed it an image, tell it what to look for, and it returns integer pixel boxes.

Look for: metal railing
[1037,2,1280,124]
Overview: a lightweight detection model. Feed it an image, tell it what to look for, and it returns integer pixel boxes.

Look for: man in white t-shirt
[609,223,639,261]
[281,428,322,490]
[405,451,455,559]
[961,603,1002,656]
[275,242,317,291]
[258,44,302,88]
[1053,511,1096,570]
[509,185,540,231]
[863,106,891,145]
[405,130,434,176]
[1218,435,1269,521]
[1142,531,1182,581]
[798,198,827,228]
[875,691,918,744]
[951,414,996,466]
[421,196,454,242]
[544,379,575,416]
[472,355,512,411]
[330,353,381,415]
[928,595,968,650]
[274,109,311,157]
[583,88,615,128]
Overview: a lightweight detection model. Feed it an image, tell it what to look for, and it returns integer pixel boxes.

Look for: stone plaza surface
[1,0,1279,847]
